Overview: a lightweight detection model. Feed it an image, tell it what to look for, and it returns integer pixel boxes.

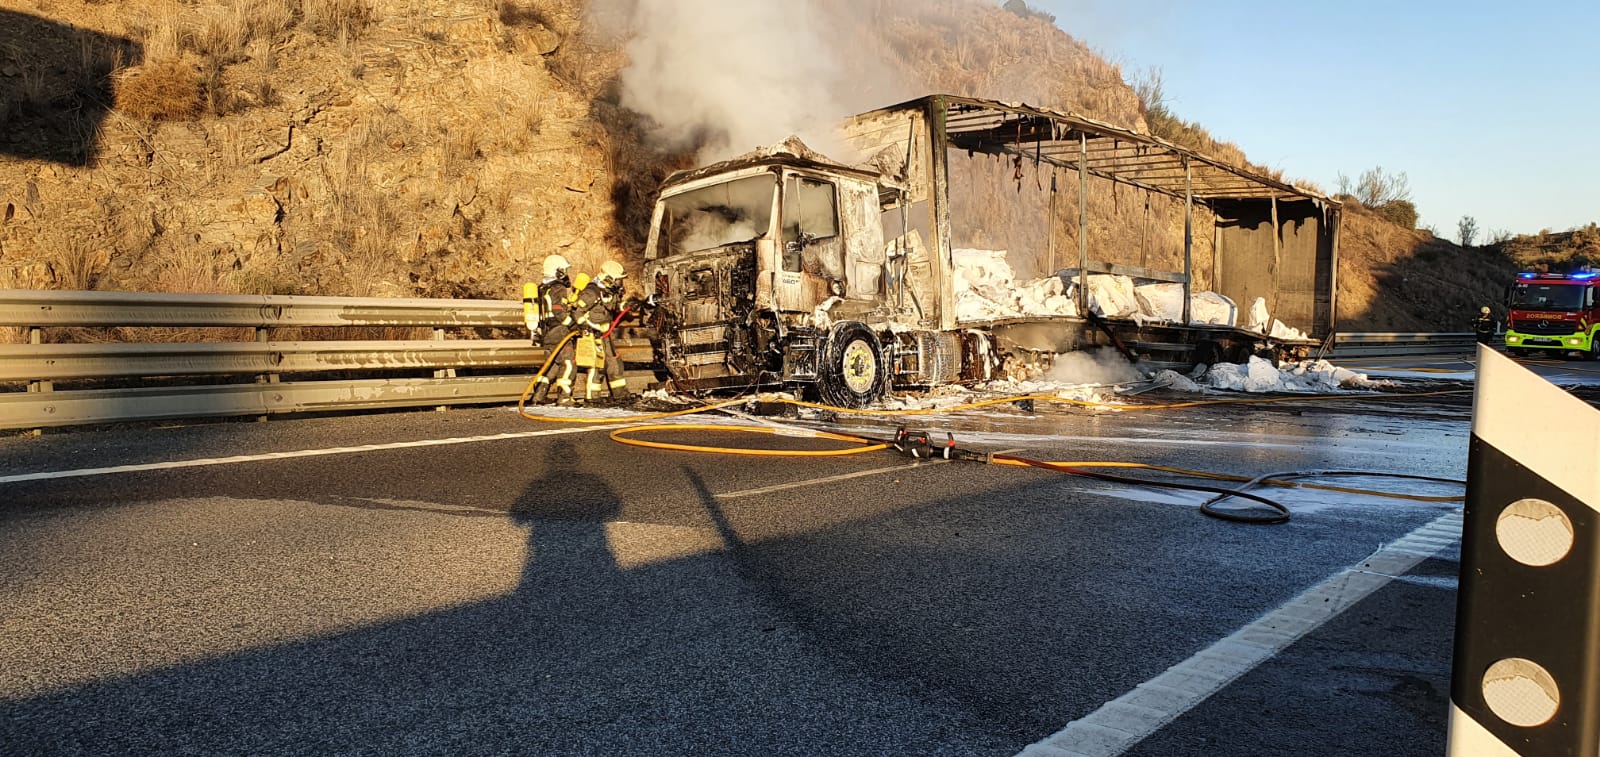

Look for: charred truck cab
[643,139,979,406]
[1504,271,1600,359]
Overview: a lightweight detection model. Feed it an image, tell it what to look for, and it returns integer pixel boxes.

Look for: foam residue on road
[875,378,1124,413]
[1205,356,1392,393]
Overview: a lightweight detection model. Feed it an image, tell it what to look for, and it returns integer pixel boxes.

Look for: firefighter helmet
[542,254,570,279]
[598,260,626,284]
[1481,306,1491,315]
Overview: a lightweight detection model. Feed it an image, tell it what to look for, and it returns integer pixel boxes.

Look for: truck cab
[642,141,972,405]
[1504,271,1600,359]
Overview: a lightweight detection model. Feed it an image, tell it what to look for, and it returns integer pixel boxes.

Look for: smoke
[593,0,905,162]
[1043,347,1143,385]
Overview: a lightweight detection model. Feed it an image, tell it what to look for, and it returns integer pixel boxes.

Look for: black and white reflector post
[1450,346,1600,755]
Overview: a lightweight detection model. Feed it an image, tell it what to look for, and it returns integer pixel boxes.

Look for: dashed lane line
[0,424,627,485]
[1018,510,1464,757]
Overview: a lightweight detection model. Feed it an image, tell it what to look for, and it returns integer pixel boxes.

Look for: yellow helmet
[1481,306,1491,315]
[598,260,626,285]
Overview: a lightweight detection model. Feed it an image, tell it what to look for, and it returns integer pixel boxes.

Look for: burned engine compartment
[650,243,788,391]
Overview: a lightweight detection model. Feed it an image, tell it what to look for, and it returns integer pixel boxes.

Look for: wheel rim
[840,338,878,394]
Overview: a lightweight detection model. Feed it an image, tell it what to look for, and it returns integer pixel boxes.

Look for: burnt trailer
[642,94,1341,404]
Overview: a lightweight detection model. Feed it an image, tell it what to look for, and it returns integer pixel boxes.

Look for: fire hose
[516,339,1468,524]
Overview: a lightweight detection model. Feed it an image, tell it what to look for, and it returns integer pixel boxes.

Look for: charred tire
[816,322,889,408]
[1191,340,1225,370]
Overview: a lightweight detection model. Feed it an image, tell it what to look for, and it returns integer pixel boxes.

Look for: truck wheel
[1191,340,1225,370]
[817,322,889,408]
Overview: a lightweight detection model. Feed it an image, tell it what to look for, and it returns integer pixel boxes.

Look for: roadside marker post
[1450,346,1600,755]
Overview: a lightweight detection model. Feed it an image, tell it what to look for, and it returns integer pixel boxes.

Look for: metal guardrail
[0,289,654,430]
[1,289,1480,430]
[0,289,526,328]
[1327,332,1479,358]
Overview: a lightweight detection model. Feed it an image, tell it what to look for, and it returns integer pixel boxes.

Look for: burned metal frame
[932,95,1330,203]
[849,94,1340,339]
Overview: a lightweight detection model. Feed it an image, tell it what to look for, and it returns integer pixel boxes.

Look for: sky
[1030,0,1600,242]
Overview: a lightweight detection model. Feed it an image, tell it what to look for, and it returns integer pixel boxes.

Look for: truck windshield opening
[1510,283,1587,311]
[659,174,776,257]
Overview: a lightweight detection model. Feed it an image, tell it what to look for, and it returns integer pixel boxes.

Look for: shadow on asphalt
[0,444,1017,754]
[0,437,1455,754]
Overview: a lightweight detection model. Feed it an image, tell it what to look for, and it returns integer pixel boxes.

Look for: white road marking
[716,460,949,499]
[717,447,1027,499]
[0,425,626,485]
[1018,510,1464,757]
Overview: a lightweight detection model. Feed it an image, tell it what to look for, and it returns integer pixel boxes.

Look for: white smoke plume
[593,0,905,162]
[1043,347,1143,385]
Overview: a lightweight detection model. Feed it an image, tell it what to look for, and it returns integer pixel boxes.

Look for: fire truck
[1503,271,1600,359]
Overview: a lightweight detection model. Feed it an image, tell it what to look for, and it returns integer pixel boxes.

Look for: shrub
[302,0,374,41]
[114,59,201,121]
[1372,200,1418,230]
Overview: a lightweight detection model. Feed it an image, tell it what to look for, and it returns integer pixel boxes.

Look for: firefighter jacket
[575,282,625,336]
[536,277,575,332]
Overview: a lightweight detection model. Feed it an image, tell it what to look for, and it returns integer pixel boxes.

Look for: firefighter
[1473,306,1495,345]
[575,259,632,402]
[524,255,579,404]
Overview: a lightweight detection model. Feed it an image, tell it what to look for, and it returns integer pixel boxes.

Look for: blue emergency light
[1573,272,1598,280]
[1518,272,1536,279]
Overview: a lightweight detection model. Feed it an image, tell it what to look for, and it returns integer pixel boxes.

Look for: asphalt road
[0,383,1486,755]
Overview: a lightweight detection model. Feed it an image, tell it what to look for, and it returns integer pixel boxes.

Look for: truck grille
[683,350,727,366]
[1513,319,1576,336]
[679,325,727,346]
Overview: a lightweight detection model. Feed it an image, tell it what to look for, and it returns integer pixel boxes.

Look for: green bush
[1373,200,1418,229]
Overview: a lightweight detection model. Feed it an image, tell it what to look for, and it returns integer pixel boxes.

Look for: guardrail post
[25,326,50,436]
[433,328,454,412]
[254,326,277,422]
[1449,345,1600,754]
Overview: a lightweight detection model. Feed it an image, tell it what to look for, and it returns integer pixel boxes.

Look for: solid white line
[716,460,948,499]
[715,448,1026,500]
[0,424,625,484]
[1017,510,1464,757]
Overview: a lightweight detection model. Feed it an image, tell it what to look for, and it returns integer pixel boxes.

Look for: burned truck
[642,95,1341,404]
[643,138,972,406]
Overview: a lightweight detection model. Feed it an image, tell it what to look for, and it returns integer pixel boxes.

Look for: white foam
[1205,356,1393,393]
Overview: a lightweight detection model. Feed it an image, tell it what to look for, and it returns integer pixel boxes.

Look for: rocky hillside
[1334,208,1520,332]
[0,0,1526,336]
[1493,225,1600,273]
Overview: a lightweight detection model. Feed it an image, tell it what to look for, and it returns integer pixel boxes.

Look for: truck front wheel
[817,322,889,408]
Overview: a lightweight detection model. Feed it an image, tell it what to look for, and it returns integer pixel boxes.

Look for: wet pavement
[0,369,1526,755]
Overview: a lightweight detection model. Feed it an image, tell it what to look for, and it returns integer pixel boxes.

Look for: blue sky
[1030,0,1600,241]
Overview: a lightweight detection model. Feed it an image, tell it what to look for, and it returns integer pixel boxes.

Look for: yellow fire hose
[515,340,1469,522]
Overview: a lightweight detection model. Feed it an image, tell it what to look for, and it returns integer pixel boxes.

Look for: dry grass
[1336,211,1521,330]
[301,0,373,41]
[114,58,201,120]
[439,123,483,180]
[5,0,1468,330]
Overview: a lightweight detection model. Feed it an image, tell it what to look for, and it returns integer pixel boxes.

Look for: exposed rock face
[1,0,1480,332]
[1,0,632,299]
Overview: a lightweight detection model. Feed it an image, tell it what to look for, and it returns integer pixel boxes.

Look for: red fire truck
[1504,271,1600,359]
